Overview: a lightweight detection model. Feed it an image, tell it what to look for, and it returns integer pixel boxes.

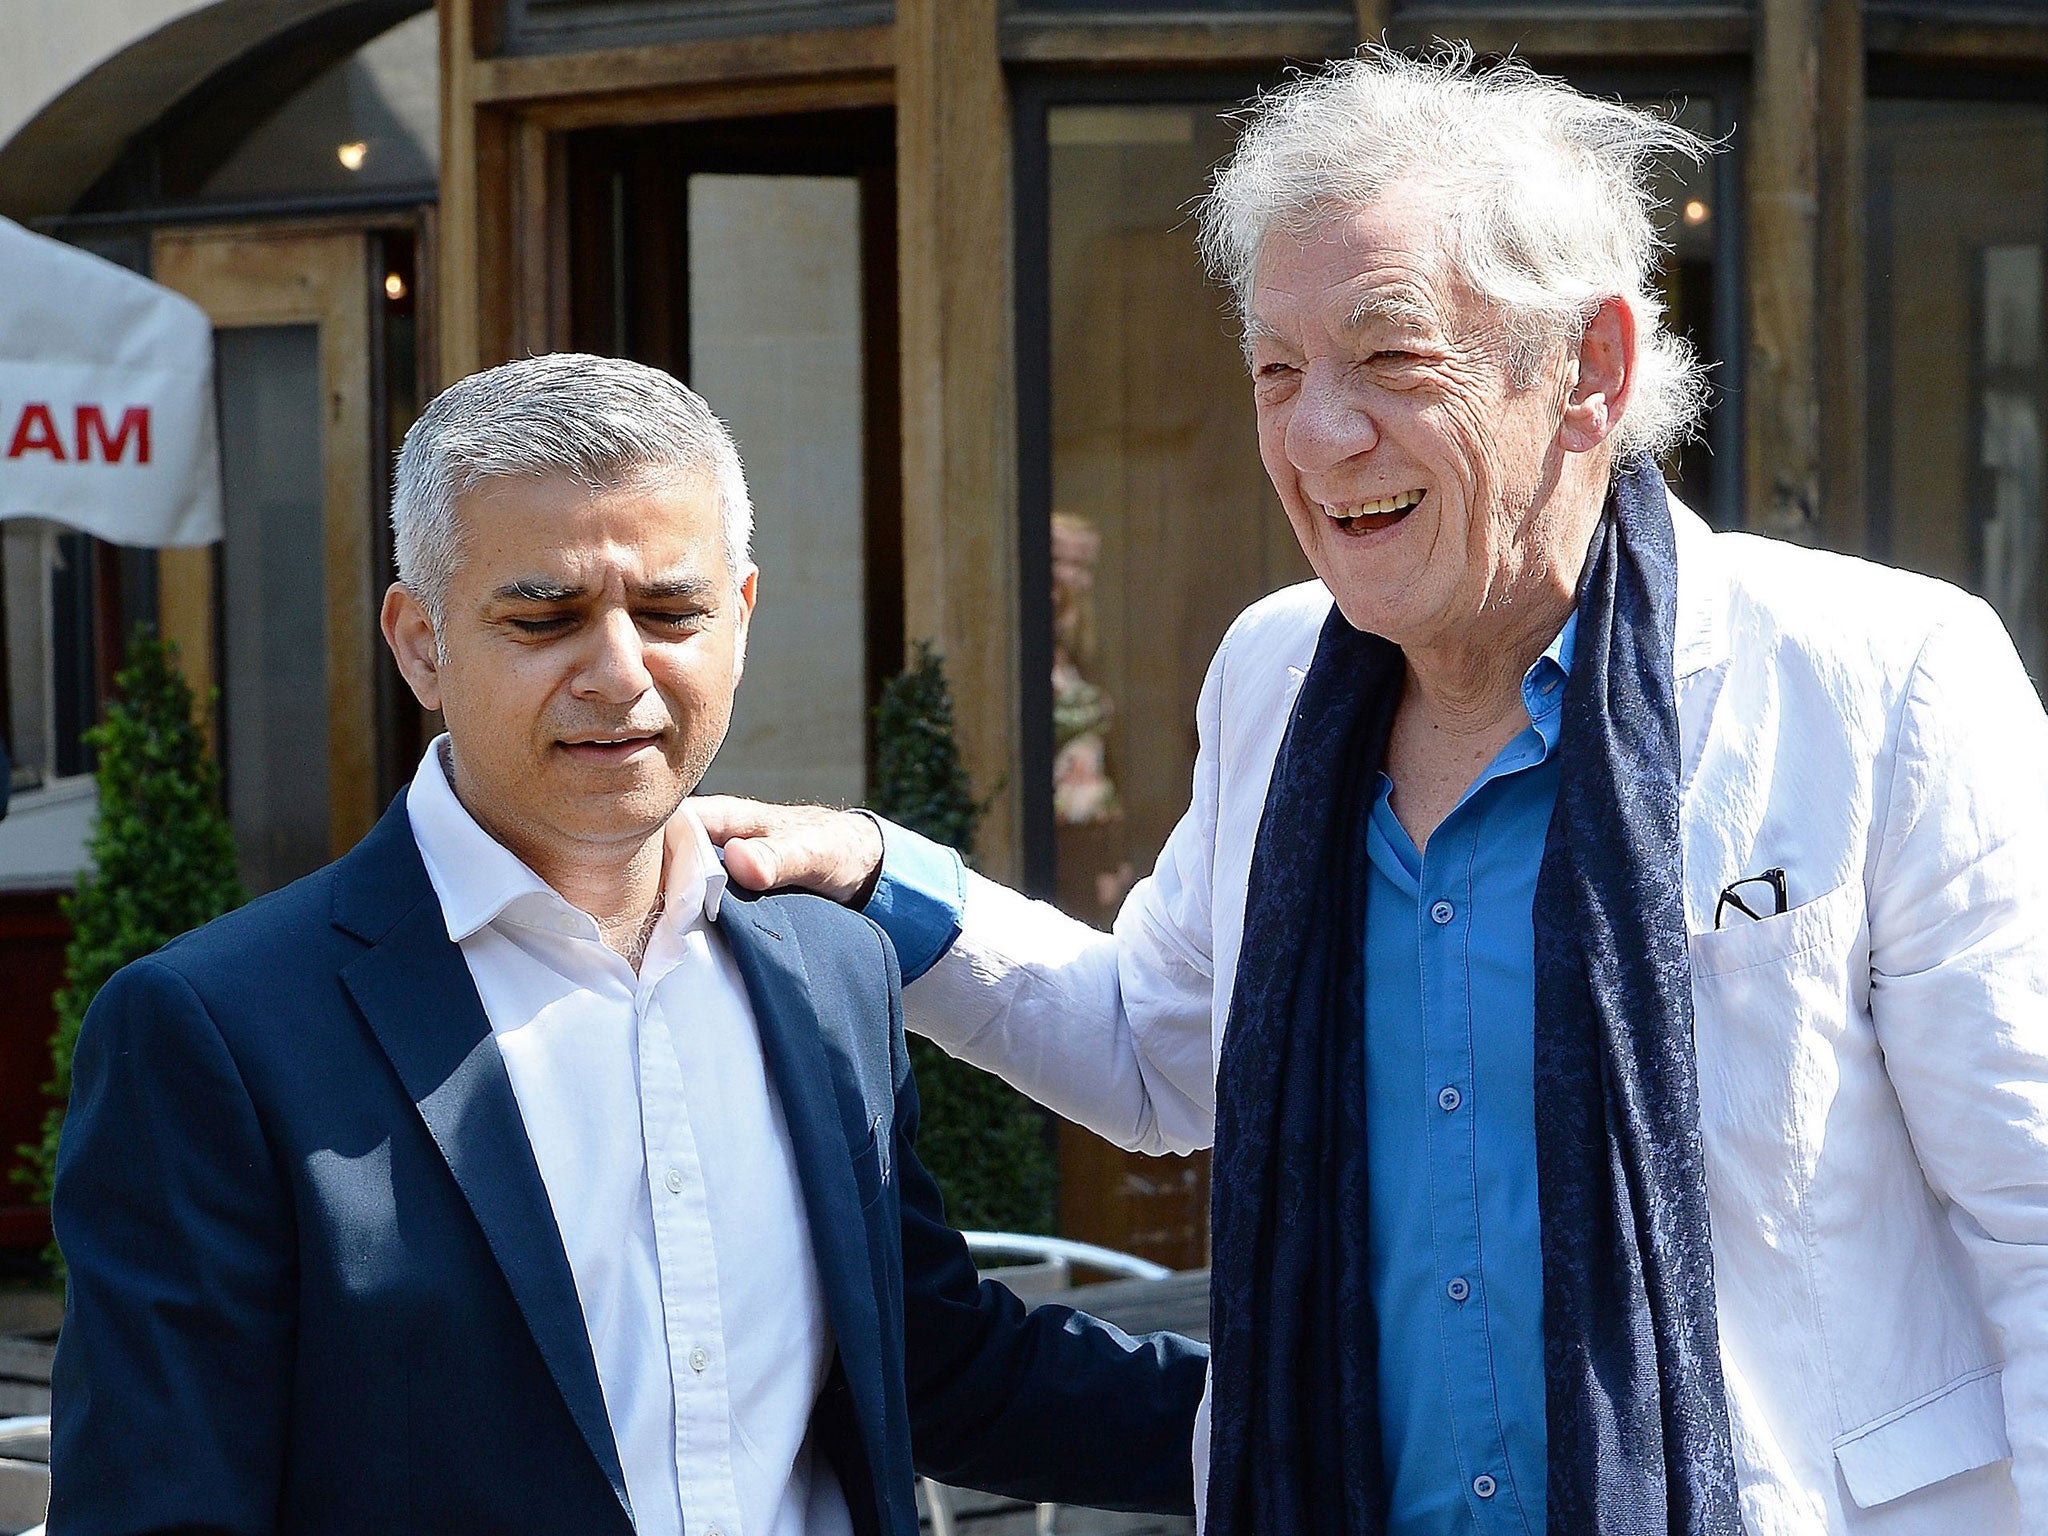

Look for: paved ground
[922,1485,1194,1534]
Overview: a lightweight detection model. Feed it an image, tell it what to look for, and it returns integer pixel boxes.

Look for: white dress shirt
[407,739,853,1536]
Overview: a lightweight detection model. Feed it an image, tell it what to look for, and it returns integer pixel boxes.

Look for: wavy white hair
[392,352,753,627]
[1199,45,1715,463]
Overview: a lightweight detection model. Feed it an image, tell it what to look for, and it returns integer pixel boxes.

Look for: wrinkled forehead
[1244,195,1493,344]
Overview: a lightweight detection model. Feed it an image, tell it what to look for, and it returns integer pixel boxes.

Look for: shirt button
[689,1346,709,1373]
[1430,899,1455,925]
[1446,1277,1470,1303]
[1474,1474,1498,1499]
[664,1168,684,1194]
[1437,1085,1462,1113]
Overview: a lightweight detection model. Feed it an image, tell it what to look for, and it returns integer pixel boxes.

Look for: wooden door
[151,227,380,884]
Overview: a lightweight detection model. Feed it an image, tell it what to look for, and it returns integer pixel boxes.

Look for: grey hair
[1199,44,1714,462]
[392,352,754,625]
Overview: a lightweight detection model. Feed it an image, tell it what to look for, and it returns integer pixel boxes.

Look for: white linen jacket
[907,506,2048,1534]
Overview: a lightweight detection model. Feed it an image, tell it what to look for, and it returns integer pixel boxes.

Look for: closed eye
[641,609,711,631]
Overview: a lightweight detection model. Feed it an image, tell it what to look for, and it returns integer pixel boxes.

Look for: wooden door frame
[443,19,895,370]
[151,221,389,861]
[440,0,1030,880]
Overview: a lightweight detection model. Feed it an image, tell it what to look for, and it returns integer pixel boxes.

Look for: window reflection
[1869,101,2048,678]
[1046,100,1293,1269]
[1046,102,1308,938]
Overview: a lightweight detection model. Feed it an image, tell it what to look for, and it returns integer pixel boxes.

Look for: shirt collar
[405,735,725,944]
[1522,609,1577,725]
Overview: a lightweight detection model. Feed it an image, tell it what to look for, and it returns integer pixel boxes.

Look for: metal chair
[0,1412,50,1536]
[920,1234,1171,1536]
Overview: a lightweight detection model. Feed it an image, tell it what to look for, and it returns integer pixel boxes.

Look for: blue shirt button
[1430,900,1455,925]
[1446,1276,1470,1302]
[1437,1085,1462,1112]
[1473,1474,1498,1499]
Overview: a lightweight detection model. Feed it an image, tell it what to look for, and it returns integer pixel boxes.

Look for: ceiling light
[337,141,369,171]
[1683,199,1710,226]
[384,272,408,301]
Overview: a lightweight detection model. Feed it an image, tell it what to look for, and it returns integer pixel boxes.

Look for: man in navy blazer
[49,354,1205,1535]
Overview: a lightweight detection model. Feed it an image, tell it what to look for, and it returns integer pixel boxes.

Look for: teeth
[1326,489,1424,520]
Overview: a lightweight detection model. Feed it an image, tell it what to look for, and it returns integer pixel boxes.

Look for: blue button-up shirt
[863,616,1576,1535]
[1365,614,1573,1534]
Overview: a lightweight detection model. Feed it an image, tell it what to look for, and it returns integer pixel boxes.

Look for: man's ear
[1560,296,1638,454]
[730,565,758,685]
[381,583,445,711]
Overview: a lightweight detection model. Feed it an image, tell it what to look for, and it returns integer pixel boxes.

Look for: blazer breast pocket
[1688,877,1865,1159]
[1688,877,1862,981]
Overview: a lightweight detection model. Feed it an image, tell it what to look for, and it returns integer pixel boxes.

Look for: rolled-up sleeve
[863,816,969,984]
[890,627,1238,1158]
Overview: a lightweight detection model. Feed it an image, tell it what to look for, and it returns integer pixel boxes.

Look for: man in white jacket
[703,48,2048,1536]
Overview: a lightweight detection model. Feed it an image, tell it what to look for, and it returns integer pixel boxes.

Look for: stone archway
[0,0,426,220]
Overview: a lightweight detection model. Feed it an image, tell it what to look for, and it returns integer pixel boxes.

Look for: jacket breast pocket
[1688,877,1862,981]
[1687,878,1865,1174]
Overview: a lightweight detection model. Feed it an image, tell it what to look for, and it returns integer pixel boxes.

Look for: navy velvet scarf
[1206,462,1742,1536]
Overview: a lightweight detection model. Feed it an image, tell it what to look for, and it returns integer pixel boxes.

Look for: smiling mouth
[558,733,663,761]
[1321,489,1424,537]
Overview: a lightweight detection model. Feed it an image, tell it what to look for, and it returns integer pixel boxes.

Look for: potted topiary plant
[21,626,243,1234]
[869,642,1055,1235]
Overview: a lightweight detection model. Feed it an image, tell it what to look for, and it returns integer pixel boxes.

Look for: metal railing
[921,1234,1171,1536]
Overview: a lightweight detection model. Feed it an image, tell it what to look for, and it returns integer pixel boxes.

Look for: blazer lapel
[332,805,631,1519]
[716,898,890,1459]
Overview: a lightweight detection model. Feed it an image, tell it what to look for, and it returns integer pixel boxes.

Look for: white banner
[0,216,221,548]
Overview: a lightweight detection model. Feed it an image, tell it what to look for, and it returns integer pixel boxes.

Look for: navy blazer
[50,796,1207,1535]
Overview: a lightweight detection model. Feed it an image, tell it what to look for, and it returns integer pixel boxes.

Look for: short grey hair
[392,353,754,625]
[1199,45,1714,462]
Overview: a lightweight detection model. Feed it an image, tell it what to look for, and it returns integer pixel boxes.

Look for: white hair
[392,352,754,625]
[1199,44,1714,463]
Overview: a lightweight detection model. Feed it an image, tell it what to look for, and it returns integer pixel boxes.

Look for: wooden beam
[1868,13,2048,65]
[511,114,564,355]
[1001,16,1352,64]
[520,73,891,134]
[1743,0,1821,541]
[1390,7,1750,59]
[897,0,1022,882]
[472,105,519,369]
[472,25,894,103]
[1816,0,1865,552]
[438,0,482,384]
[154,547,215,741]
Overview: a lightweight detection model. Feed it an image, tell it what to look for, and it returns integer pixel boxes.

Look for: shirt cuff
[859,814,966,984]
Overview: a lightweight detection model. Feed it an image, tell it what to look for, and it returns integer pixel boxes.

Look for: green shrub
[21,626,243,1219]
[871,643,1055,1235]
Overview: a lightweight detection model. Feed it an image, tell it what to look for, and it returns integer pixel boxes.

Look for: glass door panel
[689,173,868,805]
[1869,101,2048,680]
[1040,99,1297,1270]
[216,325,330,893]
